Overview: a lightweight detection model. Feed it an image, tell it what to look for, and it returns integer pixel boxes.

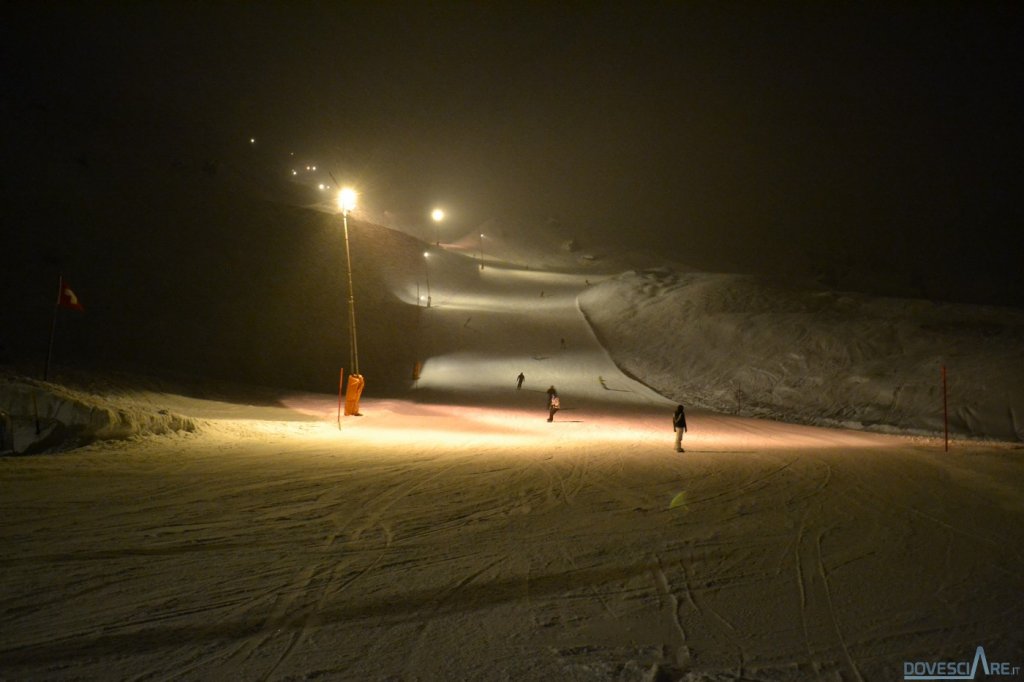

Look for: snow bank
[579,268,1024,442]
[0,376,198,454]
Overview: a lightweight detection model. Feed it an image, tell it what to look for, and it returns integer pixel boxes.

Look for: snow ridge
[579,268,1024,442]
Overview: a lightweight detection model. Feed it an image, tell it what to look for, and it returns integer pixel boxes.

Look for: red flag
[57,277,84,311]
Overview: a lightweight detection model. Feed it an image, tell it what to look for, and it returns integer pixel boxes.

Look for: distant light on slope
[432,208,445,222]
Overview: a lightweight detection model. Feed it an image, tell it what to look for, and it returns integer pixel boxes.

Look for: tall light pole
[431,207,444,245]
[479,233,485,270]
[339,187,359,375]
[423,251,432,307]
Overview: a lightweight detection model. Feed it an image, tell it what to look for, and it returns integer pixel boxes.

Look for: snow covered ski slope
[2,239,1022,680]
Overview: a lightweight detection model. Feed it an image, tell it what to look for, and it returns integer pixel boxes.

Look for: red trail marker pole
[337,368,345,429]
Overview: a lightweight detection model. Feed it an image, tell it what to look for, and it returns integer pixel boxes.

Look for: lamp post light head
[338,187,357,215]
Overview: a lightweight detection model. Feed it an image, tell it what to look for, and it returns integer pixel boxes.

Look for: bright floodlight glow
[423,251,429,258]
[431,208,445,222]
[318,183,326,191]
[249,138,255,144]
[291,170,297,176]
[338,187,357,213]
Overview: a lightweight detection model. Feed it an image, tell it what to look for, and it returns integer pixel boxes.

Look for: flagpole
[43,275,62,381]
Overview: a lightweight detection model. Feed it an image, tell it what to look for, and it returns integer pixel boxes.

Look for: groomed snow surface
[2,233,1022,681]
[579,268,1024,442]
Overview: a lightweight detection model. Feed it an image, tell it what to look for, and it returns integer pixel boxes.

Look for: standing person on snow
[546,386,560,422]
[673,404,688,452]
[516,372,525,390]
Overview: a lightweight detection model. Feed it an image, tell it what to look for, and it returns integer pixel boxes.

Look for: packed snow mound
[579,268,1024,442]
[0,375,198,454]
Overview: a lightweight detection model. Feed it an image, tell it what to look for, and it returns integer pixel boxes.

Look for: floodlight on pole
[339,187,357,214]
[334,184,366,417]
[431,207,444,245]
[338,186,360,376]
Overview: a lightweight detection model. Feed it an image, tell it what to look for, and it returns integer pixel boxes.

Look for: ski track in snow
[2,246,1023,680]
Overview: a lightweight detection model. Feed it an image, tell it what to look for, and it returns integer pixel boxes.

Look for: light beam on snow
[268,397,901,452]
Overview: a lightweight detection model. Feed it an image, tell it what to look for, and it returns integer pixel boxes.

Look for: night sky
[5,2,1022,304]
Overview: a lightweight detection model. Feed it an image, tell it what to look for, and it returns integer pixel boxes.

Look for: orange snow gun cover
[344,374,365,416]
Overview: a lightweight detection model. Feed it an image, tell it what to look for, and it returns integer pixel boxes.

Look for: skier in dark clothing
[546,386,560,422]
[673,404,688,452]
[516,372,525,390]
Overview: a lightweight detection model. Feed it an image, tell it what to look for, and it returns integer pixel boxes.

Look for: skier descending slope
[546,385,560,422]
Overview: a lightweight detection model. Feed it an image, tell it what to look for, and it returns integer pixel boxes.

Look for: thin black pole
[342,211,358,375]
[43,275,62,381]
[942,365,949,452]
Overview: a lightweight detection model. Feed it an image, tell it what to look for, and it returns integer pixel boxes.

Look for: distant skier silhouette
[516,372,525,390]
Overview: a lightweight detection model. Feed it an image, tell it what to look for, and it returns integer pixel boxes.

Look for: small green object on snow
[669,491,687,510]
